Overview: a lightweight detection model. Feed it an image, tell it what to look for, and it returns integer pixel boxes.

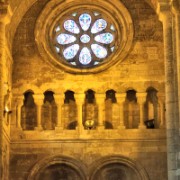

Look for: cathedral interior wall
[0,0,169,179]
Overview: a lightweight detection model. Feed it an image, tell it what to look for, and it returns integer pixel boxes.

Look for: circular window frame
[51,10,117,68]
[35,0,134,74]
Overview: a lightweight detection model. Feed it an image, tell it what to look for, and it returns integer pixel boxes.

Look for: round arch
[27,155,87,180]
[7,0,157,52]
[89,155,150,180]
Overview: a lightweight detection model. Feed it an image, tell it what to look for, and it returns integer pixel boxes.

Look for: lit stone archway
[27,155,87,180]
[89,156,150,180]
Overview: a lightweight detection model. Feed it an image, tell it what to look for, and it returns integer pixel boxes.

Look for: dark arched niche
[90,156,149,180]
[28,155,87,180]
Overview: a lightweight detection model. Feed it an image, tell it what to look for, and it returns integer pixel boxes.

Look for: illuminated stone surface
[1,0,180,180]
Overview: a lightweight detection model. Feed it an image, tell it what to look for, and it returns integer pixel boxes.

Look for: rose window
[53,12,116,68]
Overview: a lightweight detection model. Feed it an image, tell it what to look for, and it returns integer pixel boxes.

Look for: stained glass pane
[110,25,115,31]
[94,62,100,65]
[63,44,79,60]
[64,20,80,34]
[80,34,90,43]
[91,19,107,34]
[55,26,60,32]
[94,12,100,16]
[79,47,92,65]
[57,34,76,45]
[72,13,77,17]
[71,62,76,66]
[54,11,116,68]
[91,44,107,59]
[94,33,114,44]
[79,14,91,31]
[111,46,115,52]
[55,47,60,53]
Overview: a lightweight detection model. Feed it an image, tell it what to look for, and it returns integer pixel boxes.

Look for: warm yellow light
[85,119,95,129]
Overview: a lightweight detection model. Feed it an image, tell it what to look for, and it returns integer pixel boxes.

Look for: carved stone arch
[17,84,42,95]
[28,155,87,180]
[89,155,150,180]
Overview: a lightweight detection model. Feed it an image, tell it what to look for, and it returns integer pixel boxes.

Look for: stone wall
[12,0,164,94]
[9,0,167,179]
[10,131,167,180]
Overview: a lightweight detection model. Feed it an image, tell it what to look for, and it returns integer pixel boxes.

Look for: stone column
[34,95,44,130]
[96,94,105,130]
[0,11,6,133]
[74,94,84,131]
[54,94,64,131]
[116,93,126,129]
[16,96,24,129]
[137,93,146,129]
[157,93,165,128]
[172,3,180,130]
[0,5,11,180]
[159,6,179,179]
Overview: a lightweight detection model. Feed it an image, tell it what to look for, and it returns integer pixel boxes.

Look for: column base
[17,127,23,131]
[160,124,166,129]
[55,126,63,132]
[76,125,84,133]
[97,125,104,131]
[35,126,43,131]
[118,125,126,129]
[138,124,146,129]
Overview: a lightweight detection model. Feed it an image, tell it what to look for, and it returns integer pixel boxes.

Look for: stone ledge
[10,129,166,141]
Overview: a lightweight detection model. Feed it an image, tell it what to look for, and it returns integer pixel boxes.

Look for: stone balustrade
[12,90,165,132]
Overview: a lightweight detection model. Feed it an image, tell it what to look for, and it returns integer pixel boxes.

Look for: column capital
[15,96,24,106]
[116,93,126,102]
[157,92,165,101]
[33,94,44,105]
[136,93,147,102]
[96,93,106,99]
[157,3,172,23]
[54,94,64,104]
[96,93,106,105]
[74,93,84,104]
[171,0,180,15]
[0,4,12,24]
[157,1,171,13]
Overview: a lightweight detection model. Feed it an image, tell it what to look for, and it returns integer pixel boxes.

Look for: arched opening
[90,156,149,180]
[105,90,117,129]
[83,89,98,129]
[37,163,82,180]
[144,87,158,128]
[42,91,57,130]
[21,90,37,130]
[124,90,139,129]
[27,155,87,180]
[63,90,77,130]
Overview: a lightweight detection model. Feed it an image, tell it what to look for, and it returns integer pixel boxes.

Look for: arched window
[145,88,158,128]
[105,90,117,129]
[21,91,37,130]
[83,90,98,129]
[42,91,57,130]
[35,0,133,73]
[63,91,77,130]
[125,90,139,129]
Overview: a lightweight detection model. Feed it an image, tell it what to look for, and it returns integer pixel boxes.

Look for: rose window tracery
[53,12,116,68]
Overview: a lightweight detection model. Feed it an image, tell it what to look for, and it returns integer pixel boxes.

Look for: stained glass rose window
[53,11,116,68]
